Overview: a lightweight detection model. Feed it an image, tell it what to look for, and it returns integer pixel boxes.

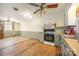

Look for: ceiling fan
[29,3,58,14]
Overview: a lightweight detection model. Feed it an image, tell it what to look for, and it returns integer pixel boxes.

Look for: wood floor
[0,37,61,56]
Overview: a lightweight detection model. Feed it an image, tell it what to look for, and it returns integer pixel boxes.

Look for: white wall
[20,15,44,42]
[20,16,43,32]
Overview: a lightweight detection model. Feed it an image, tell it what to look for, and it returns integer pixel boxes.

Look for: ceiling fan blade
[29,3,40,7]
[33,3,46,14]
[46,4,58,8]
[33,9,40,14]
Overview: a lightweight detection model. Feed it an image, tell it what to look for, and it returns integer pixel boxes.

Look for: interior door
[0,20,3,39]
[12,22,20,36]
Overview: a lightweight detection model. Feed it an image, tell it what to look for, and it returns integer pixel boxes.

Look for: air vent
[13,7,19,11]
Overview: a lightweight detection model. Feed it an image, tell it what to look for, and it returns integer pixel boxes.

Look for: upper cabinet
[56,14,64,27]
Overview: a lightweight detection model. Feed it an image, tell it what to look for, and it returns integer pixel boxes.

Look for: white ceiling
[0,3,70,22]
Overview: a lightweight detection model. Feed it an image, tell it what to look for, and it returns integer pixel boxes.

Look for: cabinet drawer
[68,51,74,56]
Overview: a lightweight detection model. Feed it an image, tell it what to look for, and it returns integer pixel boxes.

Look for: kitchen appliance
[44,29,55,42]
[65,26,76,35]
[44,24,55,42]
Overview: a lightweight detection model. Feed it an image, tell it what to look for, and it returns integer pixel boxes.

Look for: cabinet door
[68,51,74,56]
[61,36,74,56]
[54,34,61,46]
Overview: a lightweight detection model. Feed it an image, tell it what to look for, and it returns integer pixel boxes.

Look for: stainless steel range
[44,24,55,42]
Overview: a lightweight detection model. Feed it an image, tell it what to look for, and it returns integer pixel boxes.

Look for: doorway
[0,20,3,39]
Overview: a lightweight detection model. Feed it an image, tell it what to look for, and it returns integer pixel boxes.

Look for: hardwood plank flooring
[0,37,61,56]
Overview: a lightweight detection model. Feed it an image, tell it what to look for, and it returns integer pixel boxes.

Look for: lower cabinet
[61,36,75,56]
[54,34,61,46]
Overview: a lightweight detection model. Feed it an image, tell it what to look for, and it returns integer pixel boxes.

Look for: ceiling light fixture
[23,12,32,20]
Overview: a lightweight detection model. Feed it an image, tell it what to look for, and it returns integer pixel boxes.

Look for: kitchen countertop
[63,35,79,56]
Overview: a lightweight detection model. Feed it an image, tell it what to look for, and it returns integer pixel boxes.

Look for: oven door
[44,34,54,42]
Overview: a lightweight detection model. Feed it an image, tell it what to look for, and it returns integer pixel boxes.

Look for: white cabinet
[56,14,64,27]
